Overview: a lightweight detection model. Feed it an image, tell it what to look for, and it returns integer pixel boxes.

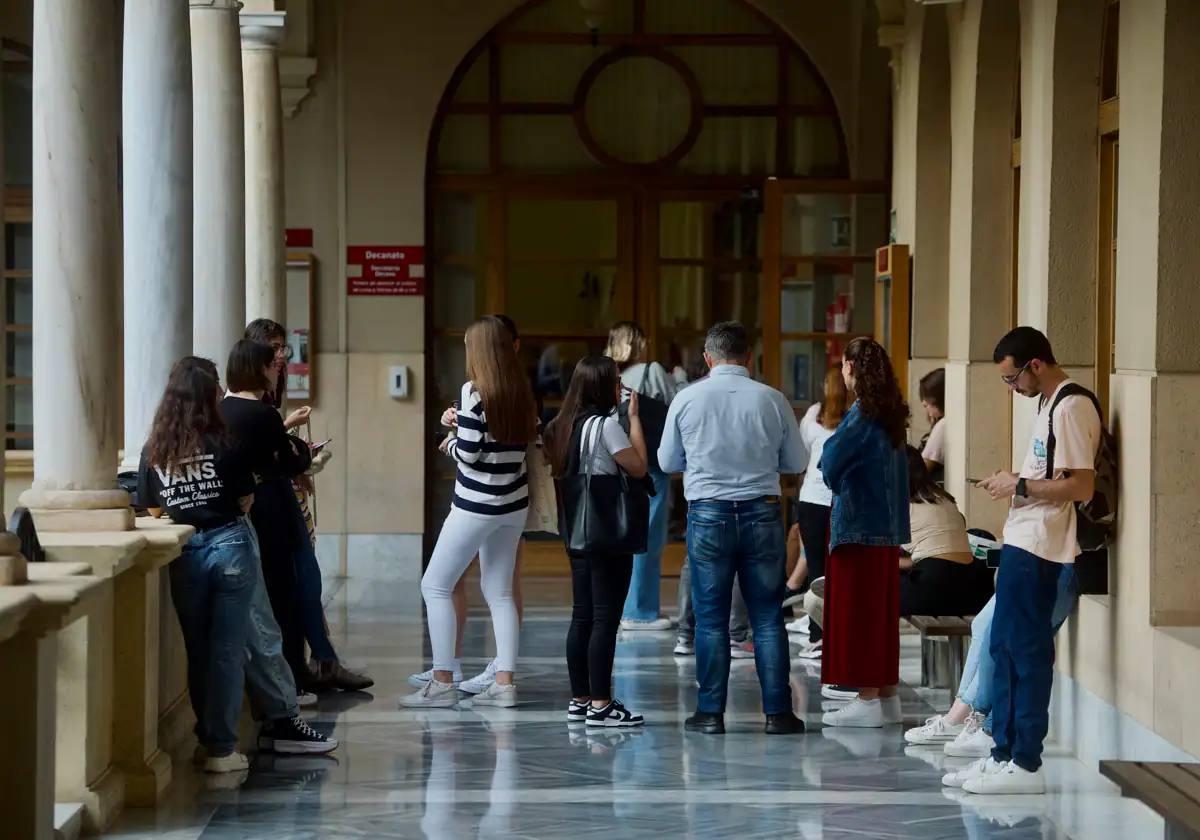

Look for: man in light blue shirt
[659,321,807,735]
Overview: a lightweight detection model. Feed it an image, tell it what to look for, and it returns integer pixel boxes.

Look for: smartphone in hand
[310,438,333,454]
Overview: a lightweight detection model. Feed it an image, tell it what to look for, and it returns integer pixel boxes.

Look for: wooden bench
[906,615,973,689]
[1099,761,1200,839]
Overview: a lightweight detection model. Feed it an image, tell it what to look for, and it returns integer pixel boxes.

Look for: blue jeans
[169,520,257,756]
[989,546,1076,771]
[290,495,337,662]
[687,498,792,715]
[243,519,300,722]
[623,470,670,621]
[959,565,1077,734]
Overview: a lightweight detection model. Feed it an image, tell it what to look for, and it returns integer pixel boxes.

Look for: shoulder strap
[1044,383,1102,480]
[639,362,651,392]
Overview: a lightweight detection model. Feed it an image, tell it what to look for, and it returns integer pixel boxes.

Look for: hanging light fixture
[579,0,611,44]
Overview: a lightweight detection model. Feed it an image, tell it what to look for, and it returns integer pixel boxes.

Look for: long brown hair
[844,337,909,448]
[544,356,620,477]
[907,445,955,505]
[819,367,849,429]
[145,357,228,469]
[465,316,537,445]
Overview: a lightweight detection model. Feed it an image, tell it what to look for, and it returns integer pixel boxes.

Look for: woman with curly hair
[818,337,911,728]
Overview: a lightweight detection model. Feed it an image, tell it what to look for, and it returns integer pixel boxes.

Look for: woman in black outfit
[545,356,648,727]
[220,339,313,690]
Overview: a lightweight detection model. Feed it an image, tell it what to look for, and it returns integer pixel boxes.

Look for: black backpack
[1043,384,1118,552]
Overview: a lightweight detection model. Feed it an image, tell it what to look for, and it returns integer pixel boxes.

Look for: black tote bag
[617,363,669,473]
[559,416,650,555]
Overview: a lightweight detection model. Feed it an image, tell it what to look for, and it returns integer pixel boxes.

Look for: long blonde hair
[465,317,537,445]
[604,321,647,369]
[819,367,849,429]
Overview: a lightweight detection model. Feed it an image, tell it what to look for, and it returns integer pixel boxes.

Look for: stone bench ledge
[0,588,39,644]
[19,569,107,632]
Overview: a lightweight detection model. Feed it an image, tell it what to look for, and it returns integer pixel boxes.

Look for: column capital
[240,11,286,50]
[190,0,243,11]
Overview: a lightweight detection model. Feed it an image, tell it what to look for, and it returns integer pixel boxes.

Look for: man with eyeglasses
[964,327,1100,795]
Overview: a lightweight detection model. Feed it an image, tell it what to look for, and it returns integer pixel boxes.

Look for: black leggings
[566,552,633,700]
[899,557,995,617]
[796,501,830,642]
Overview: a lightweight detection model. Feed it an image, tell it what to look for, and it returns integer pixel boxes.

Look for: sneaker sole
[821,717,883,728]
[905,734,959,745]
[730,653,755,660]
[398,697,460,709]
[273,739,339,755]
[567,715,587,723]
[944,744,994,758]
[470,696,517,708]
[962,780,1045,795]
[586,718,645,728]
[459,682,494,696]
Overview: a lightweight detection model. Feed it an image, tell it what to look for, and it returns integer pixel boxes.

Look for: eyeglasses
[1001,359,1031,387]
[270,343,294,360]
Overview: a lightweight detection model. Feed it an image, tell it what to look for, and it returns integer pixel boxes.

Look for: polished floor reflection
[108,575,1163,839]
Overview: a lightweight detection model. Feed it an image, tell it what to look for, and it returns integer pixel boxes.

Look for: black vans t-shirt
[137,438,255,530]
[219,395,312,483]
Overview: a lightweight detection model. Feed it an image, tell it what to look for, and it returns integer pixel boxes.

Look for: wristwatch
[1015,477,1028,498]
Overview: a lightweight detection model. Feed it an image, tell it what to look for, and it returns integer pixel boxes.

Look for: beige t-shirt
[903,497,971,563]
[922,417,946,465]
[1002,381,1101,565]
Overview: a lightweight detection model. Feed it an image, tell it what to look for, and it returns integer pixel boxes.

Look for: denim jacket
[820,402,910,551]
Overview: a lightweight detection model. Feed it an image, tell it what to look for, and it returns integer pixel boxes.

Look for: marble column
[20,0,131,531]
[120,0,194,474]
[241,11,287,324]
[191,0,246,371]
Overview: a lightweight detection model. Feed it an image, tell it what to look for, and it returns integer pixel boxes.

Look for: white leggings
[422,506,524,673]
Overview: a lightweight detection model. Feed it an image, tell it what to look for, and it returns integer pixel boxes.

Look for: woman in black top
[220,339,313,689]
[139,357,258,775]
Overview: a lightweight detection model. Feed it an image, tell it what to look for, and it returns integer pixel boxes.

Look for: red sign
[346,245,425,266]
[286,228,314,248]
[346,245,426,296]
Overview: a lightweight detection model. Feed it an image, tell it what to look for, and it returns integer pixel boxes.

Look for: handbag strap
[582,415,607,480]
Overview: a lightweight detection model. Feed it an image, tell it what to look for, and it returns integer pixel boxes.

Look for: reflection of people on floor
[477,718,519,839]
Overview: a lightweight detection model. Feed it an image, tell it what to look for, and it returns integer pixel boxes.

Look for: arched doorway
[425,0,889,570]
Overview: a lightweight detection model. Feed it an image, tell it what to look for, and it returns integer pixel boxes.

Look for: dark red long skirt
[820,543,900,688]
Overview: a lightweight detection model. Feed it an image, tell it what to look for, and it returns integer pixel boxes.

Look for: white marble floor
[105,574,1166,839]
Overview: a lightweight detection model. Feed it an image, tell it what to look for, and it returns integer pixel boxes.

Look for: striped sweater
[445,381,530,516]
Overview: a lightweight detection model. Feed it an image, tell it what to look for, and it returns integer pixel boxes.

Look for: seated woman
[899,446,994,618]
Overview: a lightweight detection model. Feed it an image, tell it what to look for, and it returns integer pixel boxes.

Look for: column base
[72,765,125,834]
[117,749,172,807]
[19,489,134,533]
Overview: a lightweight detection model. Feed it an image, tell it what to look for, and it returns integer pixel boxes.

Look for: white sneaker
[460,660,499,695]
[297,692,318,707]
[821,697,884,728]
[408,666,463,689]
[906,714,965,745]
[204,751,250,774]
[730,640,755,659]
[470,681,517,708]
[398,678,460,708]
[881,695,903,725]
[963,761,1045,795]
[673,638,695,656]
[619,617,674,631]
[821,685,859,701]
[942,756,1001,788]
[795,639,822,660]
[786,616,811,634]
[944,712,995,757]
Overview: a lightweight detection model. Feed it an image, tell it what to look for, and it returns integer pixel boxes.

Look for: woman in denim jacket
[819,337,911,728]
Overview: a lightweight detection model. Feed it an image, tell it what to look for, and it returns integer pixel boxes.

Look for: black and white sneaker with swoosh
[567,699,589,723]
[585,699,644,728]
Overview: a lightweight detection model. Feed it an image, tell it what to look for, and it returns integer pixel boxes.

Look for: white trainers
[204,751,250,774]
[821,697,884,728]
[470,681,517,708]
[408,666,463,689]
[906,714,965,745]
[730,640,755,659]
[673,638,695,656]
[881,695,903,725]
[398,678,460,708]
[460,660,499,695]
[821,685,859,701]
[942,756,1001,788]
[619,617,674,631]
[786,616,811,634]
[944,712,995,757]
[962,760,1046,795]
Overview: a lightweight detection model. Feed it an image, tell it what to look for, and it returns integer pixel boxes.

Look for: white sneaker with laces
[470,681,517,708]
[460,660,499,695]
[204,751,250,774]
[786,616,811,634]
[962,760,1045,795]
[408,666,463,689]
[795,639,822,660]
[398,678,460,708]
[673,638,695,655]
[586,699,644,728]
[821,685,859,701]
[567,699,589,722]
[944,712,995,757]
[906,714,965,745]
[881,695,903,725]
[942,756,1000,788]
[619,617,674,631]
[821,697,884,728]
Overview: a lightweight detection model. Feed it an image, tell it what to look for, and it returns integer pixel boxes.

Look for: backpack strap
[1044,383,1103,480]
[639,362,651,394]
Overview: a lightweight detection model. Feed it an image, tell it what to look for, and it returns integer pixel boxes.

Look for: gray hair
[704,321,749,361]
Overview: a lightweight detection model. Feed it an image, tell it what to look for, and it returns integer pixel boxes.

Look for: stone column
[241,10,287,324]
[120,0,194,474]
[20,0,131,531]
[191,0,247,370]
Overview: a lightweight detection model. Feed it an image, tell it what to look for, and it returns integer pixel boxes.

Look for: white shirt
[1003,380,1102,565]
[797,403,834,507]
[922,418,946,465]
[579,414,633,476]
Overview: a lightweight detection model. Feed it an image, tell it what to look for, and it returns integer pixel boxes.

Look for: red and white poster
[346,245,426,296]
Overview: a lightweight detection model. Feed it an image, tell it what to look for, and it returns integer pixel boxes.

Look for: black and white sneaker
[567,699,589,723]
[585,699,645,728]
[260,716,339,755]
